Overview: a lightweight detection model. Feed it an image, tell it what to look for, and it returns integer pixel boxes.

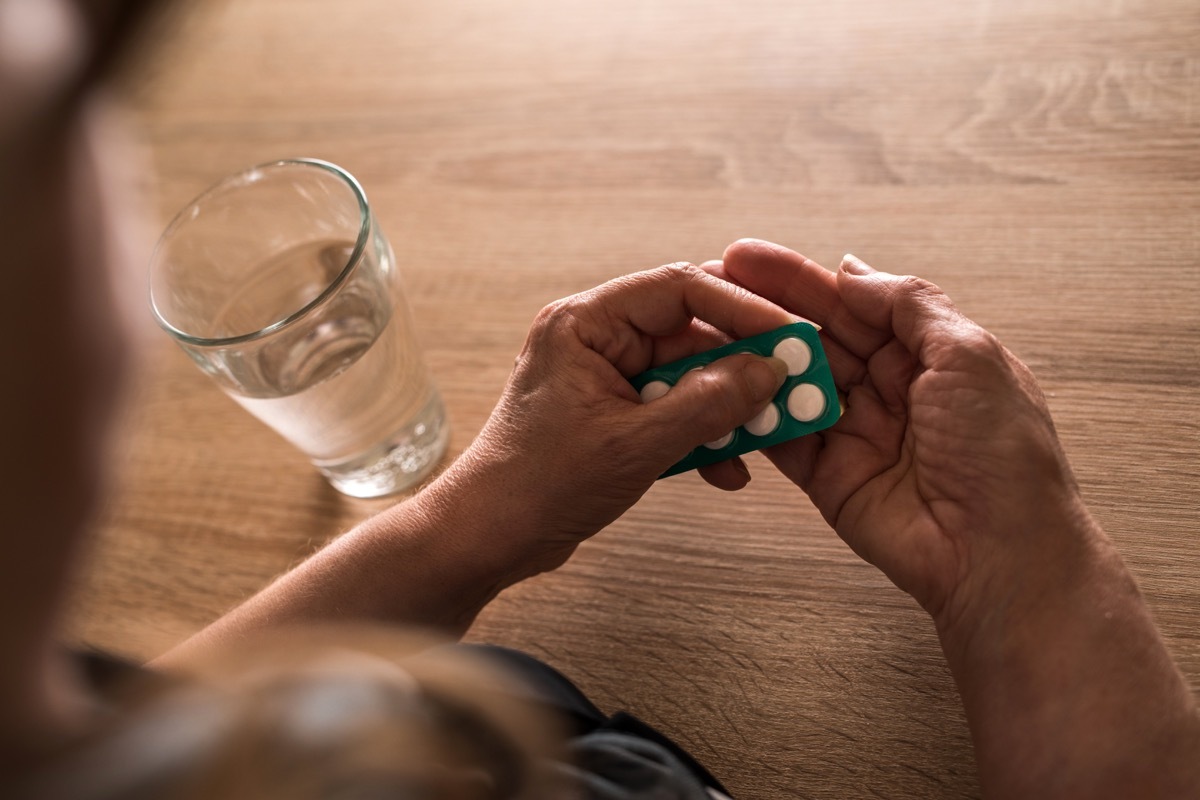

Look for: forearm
[939,511,1200,799]
[157,451,536,667]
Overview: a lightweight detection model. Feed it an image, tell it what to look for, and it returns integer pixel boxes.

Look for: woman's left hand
[162,263,794,652]
[436,262,793,580]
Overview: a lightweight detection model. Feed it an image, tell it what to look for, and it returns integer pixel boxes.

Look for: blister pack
[631,322,840,477]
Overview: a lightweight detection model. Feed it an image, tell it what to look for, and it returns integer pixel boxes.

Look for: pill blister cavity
[787,383,826,422]
[640,380,671,403]
[745,403,781,437]
[772,337,812,376]
[704,431,734,450]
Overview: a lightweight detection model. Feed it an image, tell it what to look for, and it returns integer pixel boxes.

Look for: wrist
[932,503,1200,798]
[933,491,1105,659]
[411,440,561,592]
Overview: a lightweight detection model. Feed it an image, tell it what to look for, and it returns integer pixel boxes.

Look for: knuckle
[520,296,583,369]
[896,274,946,305]
[651,261,705,285]
[532,297,569,326]
[531,296,581,337]
[936,322,1006,375]
[957,324,1001,356]
[686,369,741,435]
[963,330,1016,381]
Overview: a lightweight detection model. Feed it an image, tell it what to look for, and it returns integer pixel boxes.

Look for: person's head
[17,628,562,799]
[0,0,167,559]
[0,0,181,758]
[0,9,562,797]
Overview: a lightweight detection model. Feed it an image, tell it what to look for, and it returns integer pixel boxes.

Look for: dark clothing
[460,645,731,800]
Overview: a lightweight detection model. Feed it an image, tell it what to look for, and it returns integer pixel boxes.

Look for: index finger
[569,262,796,376]
[720,240,889,361]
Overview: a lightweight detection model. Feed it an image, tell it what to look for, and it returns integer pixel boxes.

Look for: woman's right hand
[707,239,1200,800]
[706,239,1097,634]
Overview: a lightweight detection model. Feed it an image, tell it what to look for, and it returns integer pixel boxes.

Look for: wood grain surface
[67,0,1199,797]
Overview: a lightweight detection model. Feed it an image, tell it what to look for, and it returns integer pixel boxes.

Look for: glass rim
[148,158,372,348]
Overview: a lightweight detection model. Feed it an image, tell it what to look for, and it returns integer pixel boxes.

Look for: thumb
[637,354,788,458]
[838,253,975,363]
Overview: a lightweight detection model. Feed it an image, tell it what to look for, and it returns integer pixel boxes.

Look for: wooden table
[70,1,1200,797]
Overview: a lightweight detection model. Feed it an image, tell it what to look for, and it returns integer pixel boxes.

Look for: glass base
[315,394,450,498]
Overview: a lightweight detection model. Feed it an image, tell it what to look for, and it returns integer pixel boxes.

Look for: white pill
[772,337,812,376]
[787,383,827,422]
[704,431,735,450]
[745,403,781,437]
[640,380,671,403]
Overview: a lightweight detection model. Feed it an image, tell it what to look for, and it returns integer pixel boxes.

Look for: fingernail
[744,357,788,402]
[732,459,751,482]
[841,254,875,275]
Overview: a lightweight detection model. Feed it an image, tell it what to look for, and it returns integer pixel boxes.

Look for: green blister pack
[630,322,840,478]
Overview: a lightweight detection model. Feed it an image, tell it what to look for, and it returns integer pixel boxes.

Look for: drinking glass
[149,159,449,497]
